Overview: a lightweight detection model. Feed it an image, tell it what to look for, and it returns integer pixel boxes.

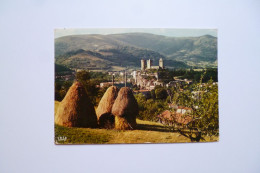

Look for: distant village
[56,58,196,95]
[99,58,192,90]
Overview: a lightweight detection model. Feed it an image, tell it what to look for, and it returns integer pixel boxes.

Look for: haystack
[55,81,97,128]
[112,87,138,130]
[96,86,119,128]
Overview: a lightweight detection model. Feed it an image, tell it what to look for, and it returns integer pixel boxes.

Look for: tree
[150,89,156,100]
[135,93,168,121]
[164,74,219,142]
[76,70,99,105]
[76,70,91,82]
[63,81,73,91]
[55,81,73,101]
[155,88,168,100]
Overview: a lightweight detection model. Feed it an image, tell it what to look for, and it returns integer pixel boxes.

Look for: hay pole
[127,122,133,130]
[112,74,114,86]
[124,70,127,87]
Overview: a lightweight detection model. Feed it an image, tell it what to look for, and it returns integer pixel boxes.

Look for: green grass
[55,101,218,144]
[55,125,112,144]
[55,120,188,144]
[55,119,218,144]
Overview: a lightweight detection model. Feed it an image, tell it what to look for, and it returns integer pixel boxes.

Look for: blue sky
[55,28,217,38]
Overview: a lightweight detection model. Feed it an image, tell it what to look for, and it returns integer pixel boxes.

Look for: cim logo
[57,136,67,141]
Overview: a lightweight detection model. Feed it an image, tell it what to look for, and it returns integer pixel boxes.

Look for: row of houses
[108,71,126,76]
[55,74,75,81]
[166,79,192,88]
[132,68,194,91]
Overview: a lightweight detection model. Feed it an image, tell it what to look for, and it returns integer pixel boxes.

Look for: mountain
[109,33,217,66]
[55,47,188,71]
[55,33,217,69]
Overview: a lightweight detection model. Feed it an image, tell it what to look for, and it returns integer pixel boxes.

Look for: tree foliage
[135,93,168,121]
[155,88,168,100]
[166,74,219,141]
[55,81,73,101]
[168,68,218,82]
[135,71,219,142]
[76,70,100,105]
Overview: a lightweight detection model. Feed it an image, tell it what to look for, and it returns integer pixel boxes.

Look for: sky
[54,28,217,38]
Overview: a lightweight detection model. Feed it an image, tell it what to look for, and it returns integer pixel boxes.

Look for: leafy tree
[55,81,73,101]
[168,68,218,83]
[76,70,99,105]
[135,93,168,121]
[150,89,156,100]
[132,84,140,91]
[63,81,73,91]
[155,88,168,100]
[76,70,91,82]
[164,74,219,142]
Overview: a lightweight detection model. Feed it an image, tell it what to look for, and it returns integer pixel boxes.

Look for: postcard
[54,28,218,144]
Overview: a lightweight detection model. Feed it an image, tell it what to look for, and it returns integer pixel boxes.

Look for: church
[141,58,164,71]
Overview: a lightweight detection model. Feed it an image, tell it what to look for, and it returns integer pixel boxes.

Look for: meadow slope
[54,101,218,144]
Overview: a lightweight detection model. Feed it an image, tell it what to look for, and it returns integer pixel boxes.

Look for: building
[157,110,192,125]
[141,60,146,71]
[159,58,164,69]
[154,81,164,87]
[166,78,192,88]
[141,58,164,71]
[151,66,160,70]
[131,71,137,83]
[176,106,192,115]
[135,58,167,90]
[147,59,152,69]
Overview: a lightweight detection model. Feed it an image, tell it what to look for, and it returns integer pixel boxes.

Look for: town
[99,58,193,91]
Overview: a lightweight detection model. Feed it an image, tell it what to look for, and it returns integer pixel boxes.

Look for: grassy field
[54,101,218,144]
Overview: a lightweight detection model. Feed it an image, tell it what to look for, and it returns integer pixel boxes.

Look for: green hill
[55,33,217,69]
[55,63,72,72]
[55,46,188,70]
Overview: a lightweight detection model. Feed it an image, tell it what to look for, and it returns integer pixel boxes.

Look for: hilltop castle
[141,58,164,71]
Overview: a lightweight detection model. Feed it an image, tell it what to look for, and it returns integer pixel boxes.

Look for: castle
[141,58,164,71]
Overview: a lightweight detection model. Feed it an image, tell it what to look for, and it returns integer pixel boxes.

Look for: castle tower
[141,59,146,71]
[159,58,164,69]
[147,59,153,69]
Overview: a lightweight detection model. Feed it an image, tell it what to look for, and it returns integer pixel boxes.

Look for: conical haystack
[55,81,97,128]
[112,87,138,130]
[96,86,119,128]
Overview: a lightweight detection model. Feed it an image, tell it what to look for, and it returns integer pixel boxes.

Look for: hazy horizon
[55,28,217,38]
